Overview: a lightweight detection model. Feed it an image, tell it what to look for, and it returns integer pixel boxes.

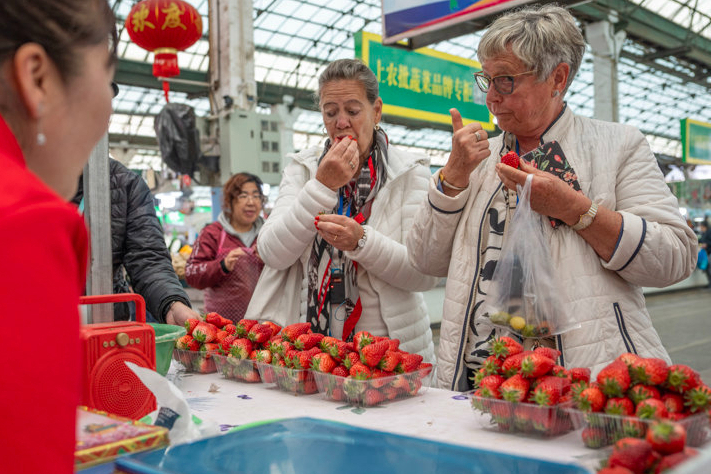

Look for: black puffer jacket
[73,159,191,322]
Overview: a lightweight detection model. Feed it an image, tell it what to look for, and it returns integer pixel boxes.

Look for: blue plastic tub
[115,417,591,474]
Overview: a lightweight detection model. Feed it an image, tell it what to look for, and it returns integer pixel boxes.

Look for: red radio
[79,293,156,420]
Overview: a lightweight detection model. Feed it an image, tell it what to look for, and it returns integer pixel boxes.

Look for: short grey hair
[316,58,379,105]
[477,4,585,94]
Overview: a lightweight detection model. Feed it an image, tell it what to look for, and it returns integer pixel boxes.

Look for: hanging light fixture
[125,0,203,102]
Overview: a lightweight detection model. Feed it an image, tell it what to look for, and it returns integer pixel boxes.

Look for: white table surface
[165,361,601,472]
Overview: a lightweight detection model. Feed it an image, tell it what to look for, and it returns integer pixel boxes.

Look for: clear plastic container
[470,395,573,437]
[565,408,710,448]
[313,366,433,407]
[213,354,262,383]
[172,348,216,374]
[256,363,317,394]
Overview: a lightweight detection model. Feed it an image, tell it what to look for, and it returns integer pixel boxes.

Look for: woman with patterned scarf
[250,58,438,361]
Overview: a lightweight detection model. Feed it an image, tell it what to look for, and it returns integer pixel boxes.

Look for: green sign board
[355,31,494,131]
[681,118,711,165]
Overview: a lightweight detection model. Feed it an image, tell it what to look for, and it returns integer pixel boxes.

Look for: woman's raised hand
[439,108,490,194]
[314,214,363,252]
[315,136,360,191]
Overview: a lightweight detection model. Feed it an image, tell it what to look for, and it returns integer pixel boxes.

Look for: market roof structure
[109,0,711,172]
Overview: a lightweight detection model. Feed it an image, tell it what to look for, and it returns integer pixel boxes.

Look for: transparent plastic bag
[485,174,580,338]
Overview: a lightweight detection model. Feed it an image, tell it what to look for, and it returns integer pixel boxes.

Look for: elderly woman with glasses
[408,5,697,390]
[186,173,266,323]
[245,58,438,361]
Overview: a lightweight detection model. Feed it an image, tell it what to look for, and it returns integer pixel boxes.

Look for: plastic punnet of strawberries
[594,419,700,474]
[469,336,584,437]
[566,353,711,450]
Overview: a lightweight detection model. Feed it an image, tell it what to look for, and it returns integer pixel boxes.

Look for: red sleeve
[184,223,229,289]
[0,204,87,474]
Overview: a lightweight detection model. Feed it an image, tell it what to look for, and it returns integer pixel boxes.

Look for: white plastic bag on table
[485,174,580,338]
[125,361,220,445]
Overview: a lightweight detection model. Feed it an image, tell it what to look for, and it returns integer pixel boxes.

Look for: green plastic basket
[150,323,186,376]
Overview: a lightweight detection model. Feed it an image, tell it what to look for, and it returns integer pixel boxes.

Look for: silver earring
[36,103,46,146]
[552,90,560,98]
[374,123,380,131]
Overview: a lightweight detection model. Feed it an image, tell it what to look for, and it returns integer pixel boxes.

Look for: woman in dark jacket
[73,159,198,325]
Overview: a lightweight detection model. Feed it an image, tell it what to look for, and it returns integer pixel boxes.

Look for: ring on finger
[474,131,481,142]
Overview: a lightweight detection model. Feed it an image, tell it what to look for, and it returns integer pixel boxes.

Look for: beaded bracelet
[439,170,468,191]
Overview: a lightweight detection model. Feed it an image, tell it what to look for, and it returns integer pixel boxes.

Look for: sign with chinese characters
[381,0,534,44]
[355,31,493,130]
[681,118,711,165]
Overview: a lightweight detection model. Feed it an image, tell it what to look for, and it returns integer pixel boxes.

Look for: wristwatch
[572,201,598,231]
[356,226,368,249]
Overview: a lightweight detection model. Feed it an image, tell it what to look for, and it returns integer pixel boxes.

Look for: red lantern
[125,0,202,101]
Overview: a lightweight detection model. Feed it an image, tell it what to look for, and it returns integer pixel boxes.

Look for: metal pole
[83,133,114,323]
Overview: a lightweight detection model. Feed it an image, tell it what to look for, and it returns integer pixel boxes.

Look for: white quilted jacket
[408,107,698,390]
[255,144,438,362]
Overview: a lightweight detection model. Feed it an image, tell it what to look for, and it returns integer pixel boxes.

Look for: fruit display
[566,354,711,448]
[172,348,217,374]
[593,420,700,474]
[259,363,318,395]
[213,355,261,383]
[469,336,578,436]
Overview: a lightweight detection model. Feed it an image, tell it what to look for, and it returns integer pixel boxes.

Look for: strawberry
[349,362,372,380]
[262,321,282,337]
[247,323,273,344]
[551,365,570,379]
[490,336,523,359]
[319,336,340,355]
[175,334,194,350]
[398,352,424,373]
[501,350,532,377]
[215,330,229,343]
[343,352,360,370]
[194,357,216,373]
[229,338,253,359]
[281,322,312,342]
[581,426,609,449]
[235,319,259,337]
[570,367,591,384]
[241,368,261,383]
[616,352,642,368]
[628,384,661,405]
[222,323,237,335]
[501,150,519,168]
[605,397,635,416]
[570,380,589,401]
[646,420,686,455]
[654,448,699,473]
[597,468,635,474]
[364,389,385,406]
[359,340,389,367]
[192,322,218,343]
[683,384,711,413]
[479,374,506,399]
[530,376,564,406]
[533,346,561,361]
[254,349,272,364]
[630,357,669,386]
[310,353,337,373]
[661,393,685,414]
[577,386,606,412]
[378,350,401,372]
[636,398,668,420]
[205,312,227,328]
[607,438,656,474]
[292,350,314,370]
[387,338,400,352]
[294,332,324,350]
[597,360,632,397]
[470,368,488,388]
[499,373,530,403]
[184,318,200,336]
[482,355,504,375]
[665,364,700,393]
[519,353,555,379]
[332,365,349,377]
[220,334,237,353]
[353,330,375,350]
[416,362,433,379]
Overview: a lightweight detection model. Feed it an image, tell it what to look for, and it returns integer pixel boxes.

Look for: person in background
[407,5,697,390]
[699,220,711,286]
[185,173,266,323]
[72,158,200,327]
[0,1,116,472]
[248,59,438,361]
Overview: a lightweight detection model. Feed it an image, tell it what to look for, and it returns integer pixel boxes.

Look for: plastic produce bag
[485,174,580,338]
[125,362,220,445]
[154,103,201,177]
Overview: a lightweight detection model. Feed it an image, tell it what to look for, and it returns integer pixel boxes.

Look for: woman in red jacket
[186,173,266,323]
[0,2,116,473]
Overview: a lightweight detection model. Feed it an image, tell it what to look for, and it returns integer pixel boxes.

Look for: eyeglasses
[473,70,535,95]
[235,192,263,203]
